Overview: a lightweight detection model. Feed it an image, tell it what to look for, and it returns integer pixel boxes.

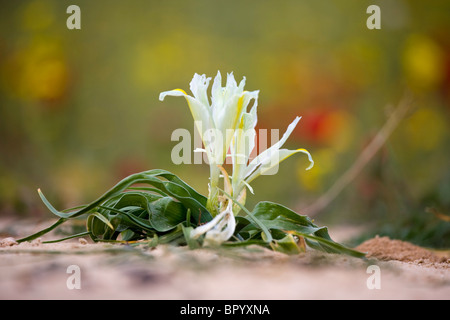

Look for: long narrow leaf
[16,218,67,243]
[42,231,91,244]
[89,212,114,230]
[290,231,366,258]
[35,169,212,225]
[98,205,153,231]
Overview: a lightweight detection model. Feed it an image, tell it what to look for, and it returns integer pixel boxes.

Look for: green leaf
[291,230,366,258]
[37,188,64,217]
[25,169,364,258]
[222,239,268,247]
[181,225,201,249]
[27,170,213,241]
[269,234,304,255]
[42,231,91,244]
[87,213,106,240]
[89,212,114,230]
[120,229,137,241]
[99,204,153,232]
[37,170,211,222]
[241,201,365,258]
[252,201,316,227]
[157,224,185,244]
[16,218,67,243]
[148,197,186,232]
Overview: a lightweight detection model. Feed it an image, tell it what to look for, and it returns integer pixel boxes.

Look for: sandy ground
[0,219,449,300]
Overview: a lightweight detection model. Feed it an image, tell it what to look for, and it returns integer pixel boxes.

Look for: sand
[0,220,449,300]
[356,235,450,266]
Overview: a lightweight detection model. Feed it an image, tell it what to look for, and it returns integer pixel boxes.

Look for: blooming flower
[160,71,313,245]
[160,71,258,215]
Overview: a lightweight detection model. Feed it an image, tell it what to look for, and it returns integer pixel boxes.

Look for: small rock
[0,237,18,247]
[79,238,88,245]
[31,238,42,246]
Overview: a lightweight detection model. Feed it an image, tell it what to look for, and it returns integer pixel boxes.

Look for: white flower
[160,71,313,246]
[160,71,258,215]
[160,72,258,167]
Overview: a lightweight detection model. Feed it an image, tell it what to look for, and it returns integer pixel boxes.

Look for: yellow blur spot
[402,34,444,91]
[5,40,69,102]
[297,148,335,191]
[27,57,69,101]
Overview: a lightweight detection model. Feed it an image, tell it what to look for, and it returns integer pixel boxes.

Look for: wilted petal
[203,203,236,246]
[190,202,235,245]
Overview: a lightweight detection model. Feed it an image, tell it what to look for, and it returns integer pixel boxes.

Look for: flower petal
[159,88,188,101]
[159,89,214,138]
[245,148,314,184]
[245,116,301,178]
[189,73,211,107]
[211,71,223,112]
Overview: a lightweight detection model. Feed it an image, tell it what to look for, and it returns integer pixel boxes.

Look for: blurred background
[0,0,449,247]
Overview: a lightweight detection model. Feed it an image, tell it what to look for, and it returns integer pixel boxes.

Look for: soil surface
[1,219,449,300]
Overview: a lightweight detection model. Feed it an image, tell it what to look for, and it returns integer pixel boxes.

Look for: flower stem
[206,164,220,216]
